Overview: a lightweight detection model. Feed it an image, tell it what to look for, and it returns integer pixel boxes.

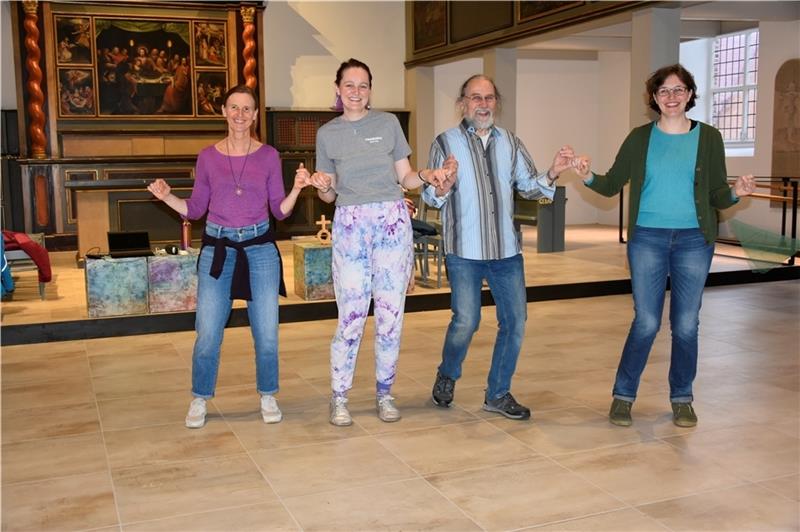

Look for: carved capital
[240,6,255,24]
[22,0,38,15]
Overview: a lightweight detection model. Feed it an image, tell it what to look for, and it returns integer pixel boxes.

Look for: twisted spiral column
[22,0,47,159]
[240,6,257,90]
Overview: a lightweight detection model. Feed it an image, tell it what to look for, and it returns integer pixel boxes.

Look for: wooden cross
[315,215,332,244]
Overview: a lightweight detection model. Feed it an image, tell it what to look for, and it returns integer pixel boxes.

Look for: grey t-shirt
[315,110,412,206]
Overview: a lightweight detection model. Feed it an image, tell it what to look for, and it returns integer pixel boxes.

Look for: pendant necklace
[226,135,252,196]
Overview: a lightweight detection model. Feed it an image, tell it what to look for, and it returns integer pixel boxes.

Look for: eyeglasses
[656,86,689,98]
[467,94,497,104]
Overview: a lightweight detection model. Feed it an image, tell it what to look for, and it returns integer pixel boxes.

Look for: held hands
[549,145,576,179]
[147,178,171,201]
[432,154,458,196]
[294,163,311,190]
[310,170,334,193]
[572,155,592,179]
[734,174,756,197]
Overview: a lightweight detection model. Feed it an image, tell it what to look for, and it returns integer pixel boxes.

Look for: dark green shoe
[609,398,633,426]
[672,402,698,427]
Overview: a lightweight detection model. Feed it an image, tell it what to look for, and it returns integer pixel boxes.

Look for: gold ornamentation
[315,215,332,245]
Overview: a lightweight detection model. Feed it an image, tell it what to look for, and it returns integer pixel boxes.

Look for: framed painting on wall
[95,18,193,116]
[195,71,227,116]
[194,21,227,67]
[55,16,92,65]
[413,1,447,52]
[57,68,96,116]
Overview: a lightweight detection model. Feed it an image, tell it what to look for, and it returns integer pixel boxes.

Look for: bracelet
[547,171,558,184]
[319,187,331,194]
[417,170,429,185]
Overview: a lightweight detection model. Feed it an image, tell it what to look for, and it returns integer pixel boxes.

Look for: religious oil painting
[413,1,447,52]
[95,18,192,116]
[57,68,96,116]
[55,16,93,65]
[195,71,227,116]
[194,21,227,67]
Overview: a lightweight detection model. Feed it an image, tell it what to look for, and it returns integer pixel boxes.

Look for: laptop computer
[107,231,154,258]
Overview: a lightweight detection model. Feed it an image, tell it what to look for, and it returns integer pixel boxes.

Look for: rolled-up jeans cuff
[613,393,635,403]
[670,395,693,403]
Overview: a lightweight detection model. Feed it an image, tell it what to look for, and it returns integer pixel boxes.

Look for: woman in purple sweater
[148,85,307,428]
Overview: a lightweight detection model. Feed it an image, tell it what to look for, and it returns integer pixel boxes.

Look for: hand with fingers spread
[734,174,756,197]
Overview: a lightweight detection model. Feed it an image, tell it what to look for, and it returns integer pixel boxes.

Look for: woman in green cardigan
[575,64,756,428]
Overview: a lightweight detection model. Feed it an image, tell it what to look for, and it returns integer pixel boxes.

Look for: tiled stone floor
[2,279,798,531]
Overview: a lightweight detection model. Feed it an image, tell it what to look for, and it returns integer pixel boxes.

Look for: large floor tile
[1,472,118,531]
[758,474,800,502]
[283,478,481,531]
[2,376,95,411]
[1,353,90,387]
[251,436,416,498]
[427,457,624,530]
[1,402,100,443]
[377,421,538,475]
[554,440,744,505]
[2,432,108,484]
[104,422,245,470]
[88,349,185,378]
[92,368,190,401]
[662,425,799,482]
[530,508,668,531]
[112,455,275,523]
[226,400,369,451]
[121,502,298,531]
[493,406,652,456]
[97,390,196,431]
[637,483,799,531]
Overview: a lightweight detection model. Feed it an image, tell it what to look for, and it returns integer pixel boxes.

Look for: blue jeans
[613,226,714,404]
[439,253,527,401]
[191,221,281,399]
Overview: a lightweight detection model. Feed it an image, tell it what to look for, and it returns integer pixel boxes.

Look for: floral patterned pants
[329,199,413,395]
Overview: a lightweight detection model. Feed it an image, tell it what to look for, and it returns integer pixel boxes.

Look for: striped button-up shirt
[422,120,555,260]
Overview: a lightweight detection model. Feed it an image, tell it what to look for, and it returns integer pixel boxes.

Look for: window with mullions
[711,29,759,145]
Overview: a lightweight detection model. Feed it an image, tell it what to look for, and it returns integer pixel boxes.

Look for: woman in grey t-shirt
[310,58,456,426]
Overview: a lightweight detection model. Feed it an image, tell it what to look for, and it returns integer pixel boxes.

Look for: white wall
[517,57,600,225]
[432,57,482,135]
[264,1,405,109]
[1,0,18,110]
[681,37,712,124]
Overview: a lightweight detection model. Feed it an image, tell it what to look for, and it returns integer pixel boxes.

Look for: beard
[465,110,494,131]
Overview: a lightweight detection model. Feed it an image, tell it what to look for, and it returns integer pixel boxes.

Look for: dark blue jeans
[613,226,714,403]
[438,253,527,401]
[191,221,281,399]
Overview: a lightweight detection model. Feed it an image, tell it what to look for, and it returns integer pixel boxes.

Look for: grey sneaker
[330,396,352,426]
[483,392,531,420]
[185,397,207,428]
[376,394,401,422]
[609,398,633,427]
[260,395,282,424]
[432,372,455,407]
[672,402,698,427]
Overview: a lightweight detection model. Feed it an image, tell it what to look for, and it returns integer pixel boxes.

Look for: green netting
[729,219,800,273]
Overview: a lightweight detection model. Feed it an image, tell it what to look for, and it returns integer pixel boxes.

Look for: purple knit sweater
[185,143,290,227]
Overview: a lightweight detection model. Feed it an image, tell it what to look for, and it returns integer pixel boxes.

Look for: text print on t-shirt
[364,136,383,144]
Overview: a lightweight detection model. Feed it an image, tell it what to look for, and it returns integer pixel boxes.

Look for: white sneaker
[329,396,352,426]
[260,395,282,424]
[185,398,207,428]
[376,394,401,422]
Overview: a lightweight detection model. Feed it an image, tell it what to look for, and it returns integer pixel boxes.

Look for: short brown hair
[645,64,698,114]
[222,84,258,108]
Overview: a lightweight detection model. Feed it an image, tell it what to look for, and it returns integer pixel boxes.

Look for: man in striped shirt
[423,74,576,420]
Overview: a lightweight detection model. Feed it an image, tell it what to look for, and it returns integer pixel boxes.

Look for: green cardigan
[586,121,736,244]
